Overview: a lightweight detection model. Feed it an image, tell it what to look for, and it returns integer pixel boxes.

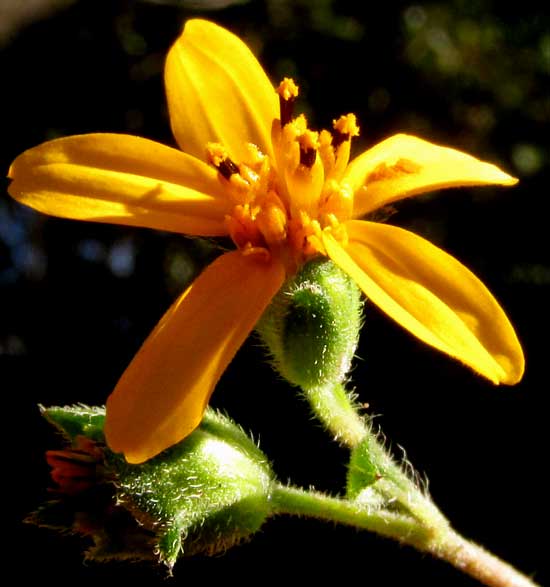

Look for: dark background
[1,1,547,585]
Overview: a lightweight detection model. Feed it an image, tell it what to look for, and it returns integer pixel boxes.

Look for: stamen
[300,148,316,168]
[207,97,361,270]
[243,143,267,169]
[284,113,308,140]
[219,158,239,179]
[207,143,240,179]
[332,114,360,149]
[298,129,319,168]
[277,78,299,127]
[318,129,335,173]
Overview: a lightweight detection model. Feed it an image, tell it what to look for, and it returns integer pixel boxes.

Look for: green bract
[32,405,273,569]
[347,433,381,499]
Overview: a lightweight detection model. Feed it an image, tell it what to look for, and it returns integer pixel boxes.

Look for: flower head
[8,20,524,463]
[32,405,272,567]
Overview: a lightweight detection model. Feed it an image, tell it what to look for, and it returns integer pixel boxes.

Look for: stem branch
[271,484,539,587]
[303,383,366,447]
[299,382,538,587]
[270,484,431,548]
[430,531,538,587]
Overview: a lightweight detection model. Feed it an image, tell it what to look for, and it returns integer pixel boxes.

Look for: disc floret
[207,78,359,274]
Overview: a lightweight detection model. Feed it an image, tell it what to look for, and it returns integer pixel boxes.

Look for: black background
[1,1,547,585]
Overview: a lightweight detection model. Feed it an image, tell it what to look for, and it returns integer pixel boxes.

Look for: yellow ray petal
[105,251,285,463]
[345,134,518,218]
[165,19,278,164]
[323,221,524,384]
[8,134,231,236]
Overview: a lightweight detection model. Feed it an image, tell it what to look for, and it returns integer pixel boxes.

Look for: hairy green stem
[302,383,366,447]
[431,531,538,587]
[271,484,539,587]
[301,382,538,587]
[270,484,431,548]
[304,383,448,528]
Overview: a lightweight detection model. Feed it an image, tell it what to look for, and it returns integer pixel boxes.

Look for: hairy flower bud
[29,405,273,569]
[257,257,363,391]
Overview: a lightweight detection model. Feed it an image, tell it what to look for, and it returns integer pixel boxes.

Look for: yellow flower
[8,20,524,463]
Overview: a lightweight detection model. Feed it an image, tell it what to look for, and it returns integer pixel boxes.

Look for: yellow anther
[246,143,265,161]
[243,143,267,169]
[207,142,239,179]
[284,113,308,141]
[277,78,300,127]
[207,142,230,167]
[280,113,323,210]
[333,114,360,138]
[298,129,320,152]
[330,117,358,179]
[209,92,360,269]
[277,78,299,101]
[208,145,265,206]
[296,129,319,169]
[287,214,307,255]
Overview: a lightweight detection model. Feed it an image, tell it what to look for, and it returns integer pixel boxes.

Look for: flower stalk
[272,381,538,587]
[291,389,537,587]
[255,255,536,586]
[271,484,538,587]
[290,377,538,586]
[302,383,366,447]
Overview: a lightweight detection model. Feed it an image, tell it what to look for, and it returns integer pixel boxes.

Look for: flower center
[207,78,359,275]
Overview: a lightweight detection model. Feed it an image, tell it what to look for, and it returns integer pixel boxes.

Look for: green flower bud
[257,257,363,391]
[30,405,273,569]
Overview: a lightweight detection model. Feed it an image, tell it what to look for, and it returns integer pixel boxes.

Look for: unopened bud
[257,257,362,391]
[29,405,273,569]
